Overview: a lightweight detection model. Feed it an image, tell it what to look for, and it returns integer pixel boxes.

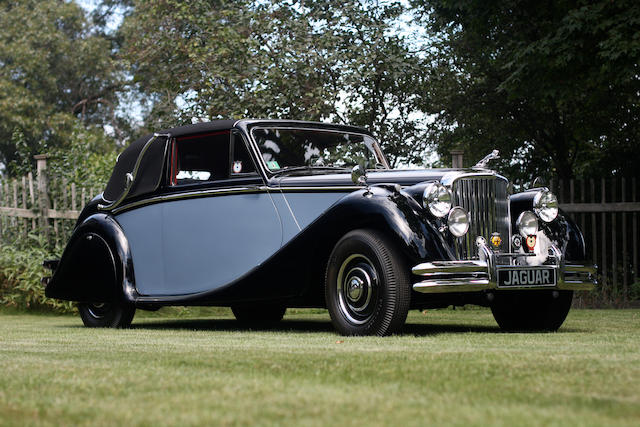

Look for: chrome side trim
[111,186,359,215]
[278,186,361,192]
[99,133,171,211]
[112,186,270,214]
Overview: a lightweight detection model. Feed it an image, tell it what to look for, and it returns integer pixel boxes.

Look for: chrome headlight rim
[516,210,538,237]
[422,182,452,218]
[533,189,559,222]
[447,206,469,237]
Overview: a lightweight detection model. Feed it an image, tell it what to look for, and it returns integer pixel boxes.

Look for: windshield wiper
[270,166,348,176]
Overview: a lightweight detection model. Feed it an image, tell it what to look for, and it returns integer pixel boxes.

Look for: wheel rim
[86,303,111,319]
[336,254,379,325]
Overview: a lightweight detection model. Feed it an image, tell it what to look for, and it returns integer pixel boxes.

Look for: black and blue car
[43,119,597,335]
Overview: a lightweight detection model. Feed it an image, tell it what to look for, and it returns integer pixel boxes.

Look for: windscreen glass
[252,128,387,172]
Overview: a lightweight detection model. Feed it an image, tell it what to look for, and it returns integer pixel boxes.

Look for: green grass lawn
[0,308,639,426]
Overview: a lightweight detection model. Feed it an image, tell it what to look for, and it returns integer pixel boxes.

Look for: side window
[230,131,257,176]
[170,131,230,186]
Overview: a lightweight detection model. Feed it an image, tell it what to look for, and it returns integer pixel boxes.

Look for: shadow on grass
[125,318,512,336]
[58,315,584,335]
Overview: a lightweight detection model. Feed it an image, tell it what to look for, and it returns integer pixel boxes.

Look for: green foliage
[120,0,428,166]
[413,0,640,181]
[0,0,123,175]
[47,124,119,188]
[0,235,73,313]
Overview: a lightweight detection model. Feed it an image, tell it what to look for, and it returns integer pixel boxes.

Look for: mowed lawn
[0,308,639,426]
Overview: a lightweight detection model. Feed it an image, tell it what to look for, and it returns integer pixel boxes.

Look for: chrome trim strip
[277,186,361,192]
[99,133,171,211]
[111,185,358,214]
[413,279,491,293]
[112,186,270,214]
[412,260,488,275]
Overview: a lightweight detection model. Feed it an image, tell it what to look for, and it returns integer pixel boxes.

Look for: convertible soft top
[103,120,237,202]
[102,119,372,204]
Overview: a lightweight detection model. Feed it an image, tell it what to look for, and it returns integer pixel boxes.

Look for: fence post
[450,150,464,168]
[34,154,50,240]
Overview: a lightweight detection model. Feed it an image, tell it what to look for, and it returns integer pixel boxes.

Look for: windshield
[251,127,389,173]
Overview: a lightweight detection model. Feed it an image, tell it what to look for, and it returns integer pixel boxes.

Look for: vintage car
[43,119,596,335]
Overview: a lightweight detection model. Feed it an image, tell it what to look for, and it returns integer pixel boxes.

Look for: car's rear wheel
[325,229,410,336]
[231,304,286,326]
[490,290,573,331]
[78,300,136,328]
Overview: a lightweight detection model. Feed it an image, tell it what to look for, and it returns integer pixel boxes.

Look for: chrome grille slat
[452,175,510,259]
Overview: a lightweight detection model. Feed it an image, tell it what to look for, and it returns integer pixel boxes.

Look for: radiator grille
[452,175,510,259]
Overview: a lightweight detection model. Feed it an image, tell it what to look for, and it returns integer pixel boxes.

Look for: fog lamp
[447,206,469,237]
[516,211,538,237]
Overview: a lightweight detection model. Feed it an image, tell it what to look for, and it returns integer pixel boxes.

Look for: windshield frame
[248,126,390,177]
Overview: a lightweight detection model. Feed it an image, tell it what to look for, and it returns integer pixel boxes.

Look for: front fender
[314,186,453,267]
[45,214,137,303]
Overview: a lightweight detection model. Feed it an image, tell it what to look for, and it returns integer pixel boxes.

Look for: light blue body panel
[116,193,282,296]
[280,192,348,230]
[268,192,301,244]
[115,190,351,296]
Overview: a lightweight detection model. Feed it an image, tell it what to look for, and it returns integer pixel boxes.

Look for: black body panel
[46,213,136,304]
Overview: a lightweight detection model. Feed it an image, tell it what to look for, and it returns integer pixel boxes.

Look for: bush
[0,234,74,313]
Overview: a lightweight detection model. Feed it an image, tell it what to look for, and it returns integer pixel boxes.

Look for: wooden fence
[1,155,639,304]
[0,155,99,245]
[551,178,639,305]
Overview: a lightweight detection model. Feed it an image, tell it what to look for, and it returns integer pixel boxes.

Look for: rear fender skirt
[45,214,138,303]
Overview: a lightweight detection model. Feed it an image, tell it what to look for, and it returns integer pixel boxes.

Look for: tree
[0,0,122,175]
[120,0,428,166]
[412,0,640,181]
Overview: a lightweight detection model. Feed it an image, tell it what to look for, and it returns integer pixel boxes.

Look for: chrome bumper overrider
[411,243,597,294]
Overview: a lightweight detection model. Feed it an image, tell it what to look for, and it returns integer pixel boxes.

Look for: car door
[117,130,283,296]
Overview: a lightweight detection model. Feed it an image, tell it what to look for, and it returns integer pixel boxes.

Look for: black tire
[231,304,286,326]
[78,301,136,328]
[325,229,411,336]
[490,290,573,332]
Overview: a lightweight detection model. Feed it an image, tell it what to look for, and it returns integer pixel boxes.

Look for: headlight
[533,189,558,222]
[516,210,538,236]
[448,207,469,237]
[423,183,452,218]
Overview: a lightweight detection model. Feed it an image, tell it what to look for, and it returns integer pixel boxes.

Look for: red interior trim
[170,140,178,185]
[177,130,230,141]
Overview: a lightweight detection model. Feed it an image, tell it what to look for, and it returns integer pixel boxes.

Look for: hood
[273,168,471,188]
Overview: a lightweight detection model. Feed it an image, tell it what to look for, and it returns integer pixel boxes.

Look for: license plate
[497,267,556,287]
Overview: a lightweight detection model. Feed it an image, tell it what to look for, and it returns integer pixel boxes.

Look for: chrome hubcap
[86,303,110,319]
[347,277,364,301]
[337,254,378,325]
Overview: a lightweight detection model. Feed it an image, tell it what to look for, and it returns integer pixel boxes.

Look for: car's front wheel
[490,290,573,331]
[325,229,411,336]
[78,301,136,328]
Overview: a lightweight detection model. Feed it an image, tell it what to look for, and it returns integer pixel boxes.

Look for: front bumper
[411,243,597,294]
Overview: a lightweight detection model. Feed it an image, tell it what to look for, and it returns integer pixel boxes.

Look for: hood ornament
[474,149,500,169]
